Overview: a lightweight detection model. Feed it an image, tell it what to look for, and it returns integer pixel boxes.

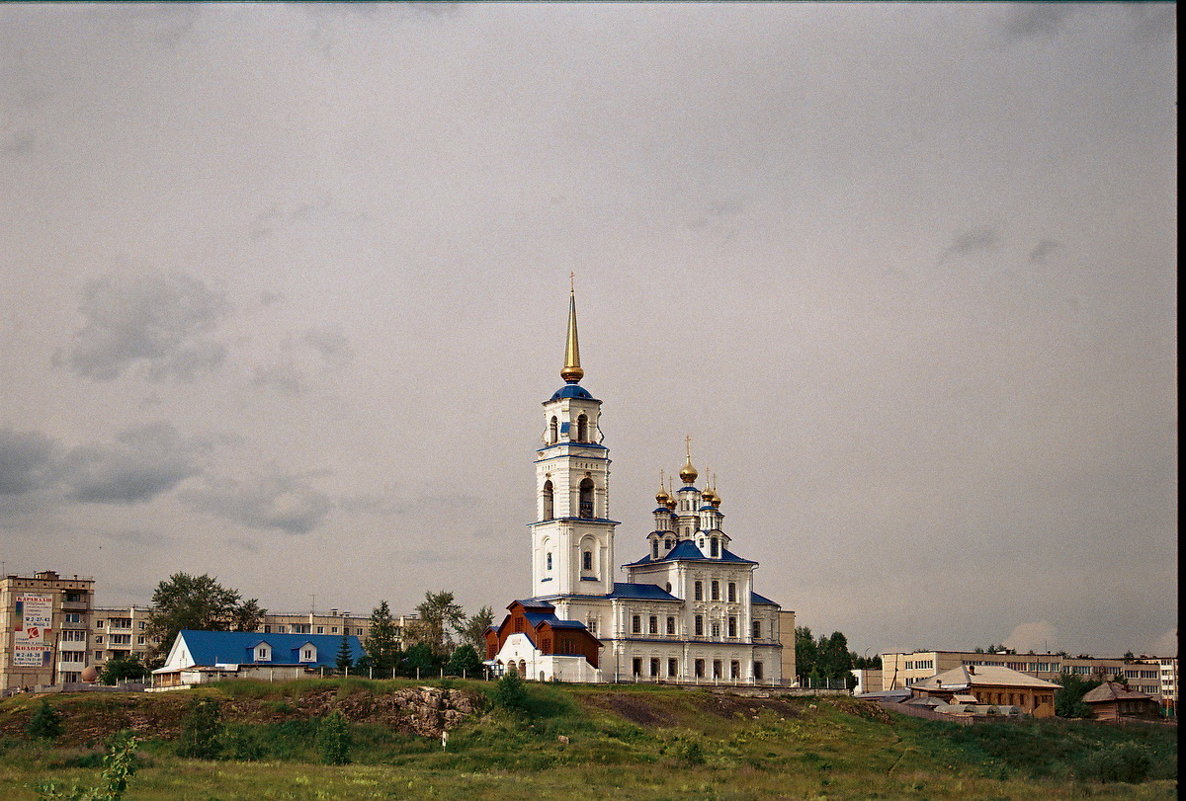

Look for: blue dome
[551,384,594,400]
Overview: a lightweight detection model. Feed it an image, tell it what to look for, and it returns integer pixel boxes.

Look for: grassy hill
[0,678,1176,800]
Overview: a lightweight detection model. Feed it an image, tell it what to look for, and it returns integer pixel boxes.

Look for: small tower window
[546,552,553,571]
[665,538,673,550]
[576,413,588,442]
[579,478,594,518]
[548,416,558,444]
[711,538,720,558]
[542,480,554,520]
[582,551,592,572]
[651,540,659,559]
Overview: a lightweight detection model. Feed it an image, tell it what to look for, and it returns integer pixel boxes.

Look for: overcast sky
[0,3,1176,658]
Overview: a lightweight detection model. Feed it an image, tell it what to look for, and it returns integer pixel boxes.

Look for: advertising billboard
[13,594,54,667]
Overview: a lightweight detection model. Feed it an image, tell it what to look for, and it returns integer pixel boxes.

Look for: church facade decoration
[485,288,791,684]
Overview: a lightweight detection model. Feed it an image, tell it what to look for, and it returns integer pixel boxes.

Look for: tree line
[795,626,880,689]
[108,573,494,679]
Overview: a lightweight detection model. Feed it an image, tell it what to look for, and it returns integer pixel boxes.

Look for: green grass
[0,680,1176,800]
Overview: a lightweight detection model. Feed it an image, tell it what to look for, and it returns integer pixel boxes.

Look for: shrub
[493,670,528,713]
[27,699,64,740]
[221,724,265,762]
[317,711,352,765]
[176,697,222,760]
[35,733,138,801]
[1079,742,1153,783]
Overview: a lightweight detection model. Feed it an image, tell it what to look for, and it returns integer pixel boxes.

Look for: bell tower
[530,284,617,598]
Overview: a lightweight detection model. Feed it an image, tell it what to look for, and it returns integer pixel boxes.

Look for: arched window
[579,478,594,518]
[665,538,673,550]
[665,582,672,594]
[548,416,558,444]
[711,538,720,558]
[576,413,588,442]
[519,660,526,676]
[651,540,659,559]
[542,480,554,520]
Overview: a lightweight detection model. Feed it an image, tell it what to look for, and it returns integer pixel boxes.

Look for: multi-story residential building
[879,649,1177,712]
[255,609,418,649]
[0,571,95,690]
[89,606,159,669]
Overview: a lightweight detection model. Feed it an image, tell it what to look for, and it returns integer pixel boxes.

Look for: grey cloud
[251,360,306,396]
[183,473,333,535]
[943,226,1003,258]
[0,428,57,495]
[2,132,36,156]
[303,328,354,369]
[1000,5,1080,41]
[60,422,203,504]
[1029,239,1061,264]
[66,270,230,382]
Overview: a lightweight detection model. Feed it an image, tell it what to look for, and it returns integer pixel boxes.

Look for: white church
[485,290,794,685]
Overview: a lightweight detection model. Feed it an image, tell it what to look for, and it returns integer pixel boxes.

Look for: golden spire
[560,273,584,384]
[679,435,698,484]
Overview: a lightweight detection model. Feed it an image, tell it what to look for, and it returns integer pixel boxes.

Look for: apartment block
[89,606,159,669]
[879,649,1177,711]
[255,609,418,649]
[0,571,95,690]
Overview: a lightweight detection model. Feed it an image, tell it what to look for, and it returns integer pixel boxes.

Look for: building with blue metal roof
[486,288,795,685]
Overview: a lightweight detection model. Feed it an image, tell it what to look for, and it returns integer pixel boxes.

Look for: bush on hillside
[176,697,222,760]
[27,699,64,740]
[317,711,352,765]
[493,670,528,713]
[1078,742,1153,783]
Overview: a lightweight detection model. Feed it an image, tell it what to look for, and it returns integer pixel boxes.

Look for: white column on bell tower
[530,284,618,599]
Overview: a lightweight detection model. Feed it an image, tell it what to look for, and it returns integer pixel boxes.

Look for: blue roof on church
[625,540,758,566]
[173,630,363,668]
[751,592,779,606]
[550,384,596,400]
[607,583,680,600]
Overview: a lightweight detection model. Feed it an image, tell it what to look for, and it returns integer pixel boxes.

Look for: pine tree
[335,632,354,673]
[26,699,64,740]
[363,600,400,673]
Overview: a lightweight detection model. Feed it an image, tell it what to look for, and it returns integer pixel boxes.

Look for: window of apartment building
[694,581,703,601]
[277,625,287,633]
[110,634,130,645]
[139,622,146,630]
[694,615,703,636]
[632,615,641,634]
[65,591,85,603]
[263,625,272,633]
[317,626,324,634]
[752,620,761,638]
[61,651,84,663]
[137,636,145,645]
[728,617,737,638]
[668,658,678,677]
[65,613,81,624]
[648,615,658,635]
[62,672,81,683]
[111,618,132,629]
[95,619,105,628]
[727,582,736,603]
[710,580,720,601]
[93,651,103,661]
[666,616,676,635]
[331,627,338,634]
[62,630,86,642]
[95,635,103,644]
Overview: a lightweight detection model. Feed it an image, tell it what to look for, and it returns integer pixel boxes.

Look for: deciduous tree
[144,573,265,666]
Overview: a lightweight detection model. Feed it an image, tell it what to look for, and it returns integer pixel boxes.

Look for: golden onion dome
[665,496,677,511]
[710,490,721,509]
[656,487,670,505]
[679,457,698,485]
[702,488,717,505]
